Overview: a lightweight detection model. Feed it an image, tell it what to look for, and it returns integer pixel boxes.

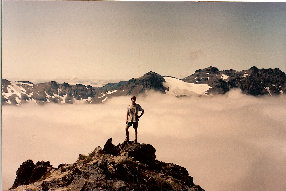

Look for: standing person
[126,96,144,143]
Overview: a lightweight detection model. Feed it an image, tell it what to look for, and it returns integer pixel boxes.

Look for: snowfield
[163,77,211,96]
[2,82,29,105]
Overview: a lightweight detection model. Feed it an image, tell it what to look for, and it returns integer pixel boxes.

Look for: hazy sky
[3,2,286,81]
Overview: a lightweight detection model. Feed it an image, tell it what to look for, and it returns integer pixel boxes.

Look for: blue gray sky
[3,2,286,81]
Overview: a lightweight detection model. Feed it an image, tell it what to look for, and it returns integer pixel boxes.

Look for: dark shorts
[126,122,138,129]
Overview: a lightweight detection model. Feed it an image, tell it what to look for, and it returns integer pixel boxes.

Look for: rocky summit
[10,138,204,191]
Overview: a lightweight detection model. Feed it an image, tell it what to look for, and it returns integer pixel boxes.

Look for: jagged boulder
[103,138,120,156]
[29,161,52,183]
[11,160,35,189]
[11,160,52,189]
[11,138,205,191]
[118,141,156,164]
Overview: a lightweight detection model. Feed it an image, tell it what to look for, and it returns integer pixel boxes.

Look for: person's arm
[126,108,129,123]
[138,105,144,118]
[138,109,144,118]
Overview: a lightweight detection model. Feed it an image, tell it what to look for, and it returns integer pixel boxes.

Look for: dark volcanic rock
[239,67,286,96]
[183,66,286,96]
[11,160,36,189]
[119,141,156,164]
[100,71,167,96]
[11,139,205,191]
[103,138,120,156]
[11,160,53,189]
[136,71,167,92]
[29,161,53,183]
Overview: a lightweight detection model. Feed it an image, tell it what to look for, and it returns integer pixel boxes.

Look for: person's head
[131,96,136,104]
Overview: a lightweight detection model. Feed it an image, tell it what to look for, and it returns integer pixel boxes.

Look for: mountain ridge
[2,66,286,105]
[10,138,205,191]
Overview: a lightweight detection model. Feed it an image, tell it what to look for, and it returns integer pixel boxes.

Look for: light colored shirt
[127,104,144,122]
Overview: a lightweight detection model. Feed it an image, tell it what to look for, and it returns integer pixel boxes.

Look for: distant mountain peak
[2,66,286,105]
[195,66,220,74]
[138,71,163,80]
[249,66,259,72]
[183,66,286,96]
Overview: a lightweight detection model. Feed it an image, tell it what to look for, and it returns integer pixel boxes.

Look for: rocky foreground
[11,138,204,191]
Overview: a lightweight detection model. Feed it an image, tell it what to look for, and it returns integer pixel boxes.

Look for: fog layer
[2,90,286,191]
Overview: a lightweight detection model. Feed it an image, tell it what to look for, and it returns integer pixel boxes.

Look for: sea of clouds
[2,89,286,191]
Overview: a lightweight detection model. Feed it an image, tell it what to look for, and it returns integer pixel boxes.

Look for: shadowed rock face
[11,160,35,189]
[11,138,205,191]
[11,160,52,189]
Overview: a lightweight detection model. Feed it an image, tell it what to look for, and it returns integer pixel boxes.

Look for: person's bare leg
[125,126,130,142]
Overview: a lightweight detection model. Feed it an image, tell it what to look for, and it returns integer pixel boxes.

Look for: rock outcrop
[183,66,286,96]
[11,139,204,191]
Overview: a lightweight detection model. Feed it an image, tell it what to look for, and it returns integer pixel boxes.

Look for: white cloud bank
[2,90,286,191]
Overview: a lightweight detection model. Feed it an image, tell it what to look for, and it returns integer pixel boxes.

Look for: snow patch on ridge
[2,82,30,105]
[106,90,117,95]
[243,73,249,78]
[73,98,88,104]
[102,97,108,102]
[15,97,21,105]
[98,93,106,99]
[163,77,211,96]
[265,87,272,96]
[3,83,26,98]
[221,74,229,80]
[61,94,68,104]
